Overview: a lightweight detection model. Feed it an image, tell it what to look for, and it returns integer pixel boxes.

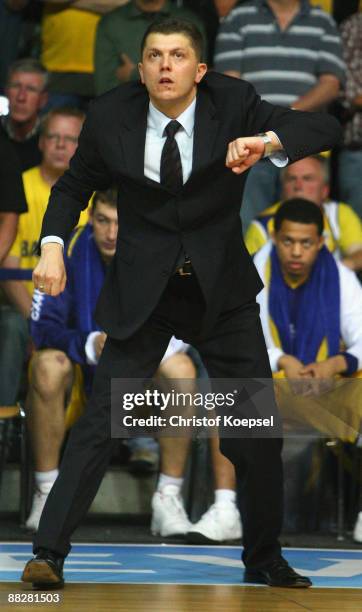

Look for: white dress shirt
[144,98,196,185]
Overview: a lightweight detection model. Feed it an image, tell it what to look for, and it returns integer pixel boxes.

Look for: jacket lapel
[118,88,149,182]
[192,86,219,175]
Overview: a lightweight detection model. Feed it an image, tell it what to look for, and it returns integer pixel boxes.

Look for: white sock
[35,469,59,491]
[157,473,183,492]
[214,489,237,505]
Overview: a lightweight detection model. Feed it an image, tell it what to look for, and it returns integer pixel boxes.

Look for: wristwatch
[256,133,274,158]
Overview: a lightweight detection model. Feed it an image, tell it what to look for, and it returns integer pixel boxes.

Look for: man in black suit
[22,18,341,589]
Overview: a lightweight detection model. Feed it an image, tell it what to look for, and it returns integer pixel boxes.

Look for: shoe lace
[163,492,188,518]
[201,502,237,522]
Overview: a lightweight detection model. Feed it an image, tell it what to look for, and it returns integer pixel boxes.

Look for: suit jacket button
[162,269,170,276]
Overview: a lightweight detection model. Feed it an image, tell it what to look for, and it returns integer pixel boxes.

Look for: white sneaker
[25,482,54,532]
[187,501,242,544]
[151,484,191,537]
[353,511,362,543]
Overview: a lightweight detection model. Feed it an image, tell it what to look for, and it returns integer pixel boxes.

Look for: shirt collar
[1,114,40,141]
[129,0,171,19]
[148,97,196,138]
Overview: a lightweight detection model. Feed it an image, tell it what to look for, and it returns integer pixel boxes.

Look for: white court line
[11,553,116,559]
[64,569,155,574]
[2,542,362,553]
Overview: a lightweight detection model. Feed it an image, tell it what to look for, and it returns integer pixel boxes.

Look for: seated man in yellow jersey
[245,155,362,272]
[0,107,88,410]
[40,0,129,109]
[253,198,362,541]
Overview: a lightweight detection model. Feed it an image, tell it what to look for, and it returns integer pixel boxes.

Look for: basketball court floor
[1,542,362,611]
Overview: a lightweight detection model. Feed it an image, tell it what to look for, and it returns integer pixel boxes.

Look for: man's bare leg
[151,352,196,536]
[25,349,73,530]
[210,435,236,490]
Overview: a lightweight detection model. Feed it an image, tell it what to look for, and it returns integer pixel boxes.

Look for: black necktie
[160,120,183,192]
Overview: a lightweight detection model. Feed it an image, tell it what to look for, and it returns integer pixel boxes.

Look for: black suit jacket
[40,72,342,339]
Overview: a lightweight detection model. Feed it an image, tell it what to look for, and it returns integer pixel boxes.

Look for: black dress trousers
[34,272,283,570]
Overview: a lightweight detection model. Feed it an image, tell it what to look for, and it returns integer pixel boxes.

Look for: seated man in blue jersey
[25,189,190,531]
[245,155,362,272]
[253,198,362,540]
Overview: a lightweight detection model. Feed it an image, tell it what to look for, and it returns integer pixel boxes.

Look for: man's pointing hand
[33,243,67,297]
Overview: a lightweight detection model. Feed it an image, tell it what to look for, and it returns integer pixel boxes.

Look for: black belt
[175,259,192,276]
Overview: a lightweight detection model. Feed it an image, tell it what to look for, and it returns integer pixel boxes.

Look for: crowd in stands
[0,0,361,543]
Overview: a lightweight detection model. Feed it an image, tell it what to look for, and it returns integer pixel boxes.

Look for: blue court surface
[1,543,362,588]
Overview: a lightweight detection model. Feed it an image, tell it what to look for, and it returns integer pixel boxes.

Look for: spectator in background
[0,108,88,410]
[95,0,207,95]
[39,0,129,110]
[245,155,362,272]
[0,0,29,94]
[254,199,362,538]
[1,59,48,171]
[0,131,28,406]
[0,131,27,265]
[338,9,362,219]
[182,0,240,65]
[214,0,344,231]
[255,198,362,385]
[2,107,88,319]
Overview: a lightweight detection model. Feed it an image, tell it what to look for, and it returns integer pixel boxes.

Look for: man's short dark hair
[140,18,204,61]
[274,198,324,236]
[92,189,118,211]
